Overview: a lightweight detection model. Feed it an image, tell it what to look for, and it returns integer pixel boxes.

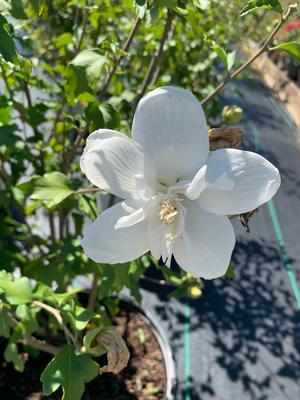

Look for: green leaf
[0,14,19,64]
[78,194,99,220]
[30,0,45,15]
[15,304,39,336]
[66,49,107,100]
[84,102,104,131]
[154,0,177,8]
[214,45,227,65]
[214,45,236,72]
[70,48,107,82]
[83,327,107,357]
[41,345,99,400]
[222,263,236,279]
[0,270,33,305]
[226,50,236,72]
[33,283,82,307]
[10,0,28,19]
[269,41,300,64]
[30,172,74,209]
[0,303,13,338]
[27,103,48,127]
[4,343,25,372]
[240,0,283,16]
[56,32,73,49]
[61,304,94,331]
[99,103,120,129]
[0,124,20,146]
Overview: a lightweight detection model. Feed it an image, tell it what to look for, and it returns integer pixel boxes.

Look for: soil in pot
[0,307,167,400]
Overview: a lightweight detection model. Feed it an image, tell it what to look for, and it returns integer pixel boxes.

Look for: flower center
[159,200,178,225]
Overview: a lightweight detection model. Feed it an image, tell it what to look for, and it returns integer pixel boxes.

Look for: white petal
[115,207,145,229]
[80,129,144,200]
[81,202,149,264]
[147,220,163,259]
[184,165,207,200]
[198,149,281,215]
[132,86,209,187]
[173,200,235,279]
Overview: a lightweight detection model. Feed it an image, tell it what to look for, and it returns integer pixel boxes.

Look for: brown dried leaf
[208,127,243,150]
[239,208,259,233]
[97,329,130,374]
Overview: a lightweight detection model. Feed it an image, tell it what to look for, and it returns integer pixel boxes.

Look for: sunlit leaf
[214,45,236,71]
[0,14,19,64]
[240,0,283,16]
[29,172,74,209]
[269,41,300,64]
[0,270,33,305]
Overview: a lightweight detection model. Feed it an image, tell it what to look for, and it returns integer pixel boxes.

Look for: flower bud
[222,105,243,125]
[188,286,202,299]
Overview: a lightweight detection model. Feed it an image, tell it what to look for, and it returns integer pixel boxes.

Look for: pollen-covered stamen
[159,200,178,224]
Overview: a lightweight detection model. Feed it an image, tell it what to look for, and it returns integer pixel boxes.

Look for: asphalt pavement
[141,77,300,400]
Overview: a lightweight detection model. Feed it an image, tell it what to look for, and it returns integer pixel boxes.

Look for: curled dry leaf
[97,329,130,374]
[239,208,259,233]
[208,127,243,150]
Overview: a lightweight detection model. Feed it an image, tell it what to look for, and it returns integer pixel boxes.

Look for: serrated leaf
[4,343,25,372]
[0,14,19,64]
[240,0,283,16]
[269,41,300,64]
[30,172,74,209]
[41,345,99,400]
[0,270,33,305]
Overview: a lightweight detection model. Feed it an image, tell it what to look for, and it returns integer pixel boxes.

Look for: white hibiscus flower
[80,86,280,279]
